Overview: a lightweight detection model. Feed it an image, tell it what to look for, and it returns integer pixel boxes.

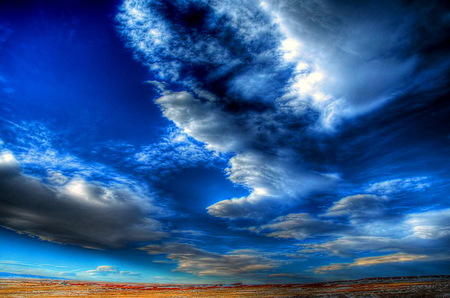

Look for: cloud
[250,213,345,240]
[140,242,278,276]
[263,0,450,129]
[0,149,19,169]
[314,253,430,274]
[130,126,223,177]
[301,236,404,258]
[118,0,450,227]
[268,273,295,277]
[0,260,74,279]
[6,121,124,181]
[206,194,275,220]
[117,0,344,220]
[156,91,336,219]
[0,145,167,249]
[87,265,140,277]
[155,92,244,153]
[117,0,287,103]
[207,153,335,219]
[87,265,120,275]
[323,194,389,221]
[86,124,224,182]
[365,177,431,195]
[171,229,207,237]
[300,207,450,268]
[406,208,450,240]
[0,260,67,270]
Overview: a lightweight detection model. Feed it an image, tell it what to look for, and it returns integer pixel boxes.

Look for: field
[1,276,449,297]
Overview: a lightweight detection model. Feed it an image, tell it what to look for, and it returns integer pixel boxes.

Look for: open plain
[1,276,449,297]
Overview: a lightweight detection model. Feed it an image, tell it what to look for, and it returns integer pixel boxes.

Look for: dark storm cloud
[0,151,166,249]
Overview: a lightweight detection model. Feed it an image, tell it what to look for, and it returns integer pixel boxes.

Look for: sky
[0,0,450,284]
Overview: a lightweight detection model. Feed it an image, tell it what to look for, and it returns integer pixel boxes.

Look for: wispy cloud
[249,213,346,240]
[322,194,390,221]
[131,126,224,177]
[87,265,140,277]
[0,260,73,278]
[365,177,431,195]
[314,253,431,274]
[141,242,279,277]
[89,125,224,180]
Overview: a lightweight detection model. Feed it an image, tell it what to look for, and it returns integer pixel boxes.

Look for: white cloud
[207,193,275,219]
[86,265,140,277]
[365,177,431,195]
[9,121,120,182]
[87,265,120,275]
[407,208,450,240]
[250,213,345,240]
[208,153,335,219]
[131,126,222,177]
[0,150,18,167]
[156,91,245,153]
[118,0,279,86]
[323,194,389,221]
[156,92,337,219]
[264,0,449,129]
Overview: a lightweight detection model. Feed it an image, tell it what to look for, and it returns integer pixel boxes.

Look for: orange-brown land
[1,276,449,297]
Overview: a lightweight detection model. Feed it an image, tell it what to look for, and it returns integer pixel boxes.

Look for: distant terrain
[1,275,449,297]
[0,272,64,280]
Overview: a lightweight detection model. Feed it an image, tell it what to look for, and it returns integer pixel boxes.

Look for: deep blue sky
[1,0,450,284]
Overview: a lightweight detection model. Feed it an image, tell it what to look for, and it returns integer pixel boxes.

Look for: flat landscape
[1,276,449,297]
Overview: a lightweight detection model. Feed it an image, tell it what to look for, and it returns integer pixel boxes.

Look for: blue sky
[1,0,450,284]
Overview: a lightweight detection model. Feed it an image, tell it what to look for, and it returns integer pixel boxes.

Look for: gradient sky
[1,0,450,284]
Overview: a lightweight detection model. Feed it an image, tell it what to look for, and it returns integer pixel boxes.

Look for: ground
[1,276,449,297]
